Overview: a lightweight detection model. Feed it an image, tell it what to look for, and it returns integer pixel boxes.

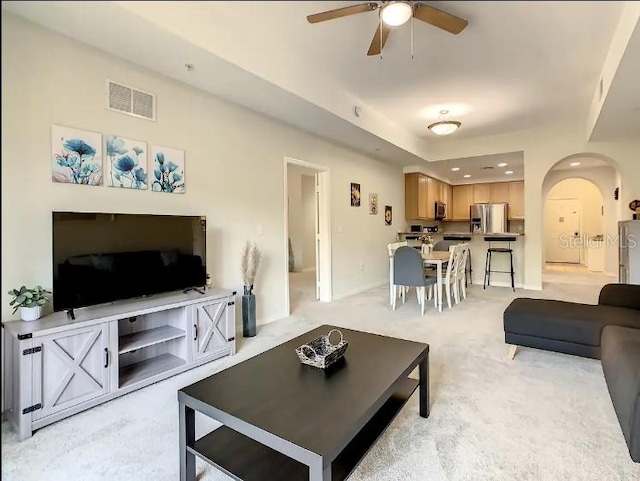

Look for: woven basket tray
[296,329,348,369]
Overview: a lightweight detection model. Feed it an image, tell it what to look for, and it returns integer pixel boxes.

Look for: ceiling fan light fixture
[381,1,413,27]
[427,120,461,136]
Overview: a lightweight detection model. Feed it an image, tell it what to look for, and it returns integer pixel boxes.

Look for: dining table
[389,249,450,312]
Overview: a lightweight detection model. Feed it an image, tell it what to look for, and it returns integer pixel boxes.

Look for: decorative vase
[242,291,257,337]
[20,306,43,322]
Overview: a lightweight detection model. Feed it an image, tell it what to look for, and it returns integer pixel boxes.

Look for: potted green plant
[240,242,261,337]
[9,286,51,321]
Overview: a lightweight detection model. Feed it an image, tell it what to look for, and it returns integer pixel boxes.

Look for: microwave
[435,201,446,220]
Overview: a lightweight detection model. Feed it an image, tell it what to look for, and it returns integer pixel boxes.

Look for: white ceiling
[410,151,524,184]
[3,1,636,167]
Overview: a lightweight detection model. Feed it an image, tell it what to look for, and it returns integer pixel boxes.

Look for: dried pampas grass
[241,242,261,294]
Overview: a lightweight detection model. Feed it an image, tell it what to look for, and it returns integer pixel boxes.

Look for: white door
[545,199,581,263]
[32,323,110,420]
[191,300,229,360]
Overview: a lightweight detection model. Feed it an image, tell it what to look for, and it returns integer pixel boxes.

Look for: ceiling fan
[307,1,468,56]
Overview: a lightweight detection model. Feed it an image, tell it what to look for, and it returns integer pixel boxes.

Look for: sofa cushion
[601,325,640,462]
[504,298,640,346]
[599,284,640,310]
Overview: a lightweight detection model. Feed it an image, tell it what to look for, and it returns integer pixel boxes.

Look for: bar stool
[483,236,516,291]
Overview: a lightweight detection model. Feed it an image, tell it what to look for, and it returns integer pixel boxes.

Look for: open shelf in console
[120,353,186,388]
[117,305,189,389]
[119,325,186,354]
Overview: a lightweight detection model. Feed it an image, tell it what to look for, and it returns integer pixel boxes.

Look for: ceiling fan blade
[367,23,391,56]
[307,3,378,24]
[413,3,468,34]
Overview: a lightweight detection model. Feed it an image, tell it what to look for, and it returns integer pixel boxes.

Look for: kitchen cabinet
[405,173,452,220]
[405,173,429,220]
[472,184,491,204]
[443,183,452,216]
[508,181,524,218]
[427,177,438,218]
[451,185,474,220]
[489,182,510,203]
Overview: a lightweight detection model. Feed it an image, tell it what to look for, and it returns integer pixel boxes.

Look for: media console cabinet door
[191,300,231,360]
[32,323,111,421]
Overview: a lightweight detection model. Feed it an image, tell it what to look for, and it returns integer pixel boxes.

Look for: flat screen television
[52,212,207,312]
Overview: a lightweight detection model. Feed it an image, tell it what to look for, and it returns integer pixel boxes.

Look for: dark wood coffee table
[178,325,429,481]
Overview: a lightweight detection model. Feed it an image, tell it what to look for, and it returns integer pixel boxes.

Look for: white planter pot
[20,306,43,321]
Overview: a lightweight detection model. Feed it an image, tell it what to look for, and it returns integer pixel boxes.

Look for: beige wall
[1,14,405,324]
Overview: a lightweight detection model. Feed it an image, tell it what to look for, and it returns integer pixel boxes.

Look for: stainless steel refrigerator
[470,203,508,234]
[619,220,640,284]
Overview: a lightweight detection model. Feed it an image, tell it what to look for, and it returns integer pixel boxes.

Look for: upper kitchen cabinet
[427,177,438,218]
[489,182,510,203]
[443,183,453,214]
[405,173,430,220]
[508,181,524,219]
[472,184,491,204]
[451,185,474,220]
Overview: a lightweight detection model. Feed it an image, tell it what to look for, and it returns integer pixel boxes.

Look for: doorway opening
[284,158,331,314]
[543,177,608,285]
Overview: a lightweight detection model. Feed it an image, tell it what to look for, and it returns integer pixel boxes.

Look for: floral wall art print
[106,135,147,189]
[151,145,185,194]
[52,125,102,185]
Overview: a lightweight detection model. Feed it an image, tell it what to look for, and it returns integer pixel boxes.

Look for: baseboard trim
[332,279,387,301]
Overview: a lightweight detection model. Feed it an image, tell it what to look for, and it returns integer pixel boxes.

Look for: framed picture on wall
[385,205,392,225]
[351,182,361,206]
[106,135,147,190]
[151,145,185,193]
[51,125,103,186]
[369,193,378,214]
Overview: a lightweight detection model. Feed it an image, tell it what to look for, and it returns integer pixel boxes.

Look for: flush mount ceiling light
[381,1,413,26]
[451,167,460,171]
[498,163,508,167]
[463,174,472,178]
[570,161,581,167]
[505,170,514,175]
[427,110,461,136]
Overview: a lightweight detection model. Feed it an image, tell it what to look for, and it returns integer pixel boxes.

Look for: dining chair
[454,243,470,303]
[440,244,462,309]
[392,246,438,315]
[387,241,408,304]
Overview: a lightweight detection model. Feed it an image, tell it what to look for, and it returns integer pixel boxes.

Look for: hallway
[289,270,317,314]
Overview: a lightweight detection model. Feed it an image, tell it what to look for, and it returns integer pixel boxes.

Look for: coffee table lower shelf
[187,377,419,481]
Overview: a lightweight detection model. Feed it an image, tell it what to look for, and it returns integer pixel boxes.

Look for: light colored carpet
[3,276,638,480]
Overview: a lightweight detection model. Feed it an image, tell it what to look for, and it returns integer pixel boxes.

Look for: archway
[541,154,621,285]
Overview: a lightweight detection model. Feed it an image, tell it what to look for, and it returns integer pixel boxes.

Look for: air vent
[480,166,494,170]
[105,80,156,121]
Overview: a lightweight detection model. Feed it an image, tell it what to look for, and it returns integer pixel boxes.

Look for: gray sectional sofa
[503,284,640,462]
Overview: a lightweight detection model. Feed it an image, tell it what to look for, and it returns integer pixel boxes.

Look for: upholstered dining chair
[392,246,438,315]
[387,241,408,304]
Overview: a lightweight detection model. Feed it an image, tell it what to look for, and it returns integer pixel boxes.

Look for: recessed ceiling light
[451,167,460,171]
[570,161,581,167]
[463,174,471,178]
[505,171,514,175]
[498,163,508,167]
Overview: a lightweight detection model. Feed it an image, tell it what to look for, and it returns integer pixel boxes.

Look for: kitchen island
[422,232,525,288]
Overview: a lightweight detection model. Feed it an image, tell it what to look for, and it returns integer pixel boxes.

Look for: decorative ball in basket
[296,329,348,369]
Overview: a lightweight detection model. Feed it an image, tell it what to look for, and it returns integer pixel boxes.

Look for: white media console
[3,288,236,440]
